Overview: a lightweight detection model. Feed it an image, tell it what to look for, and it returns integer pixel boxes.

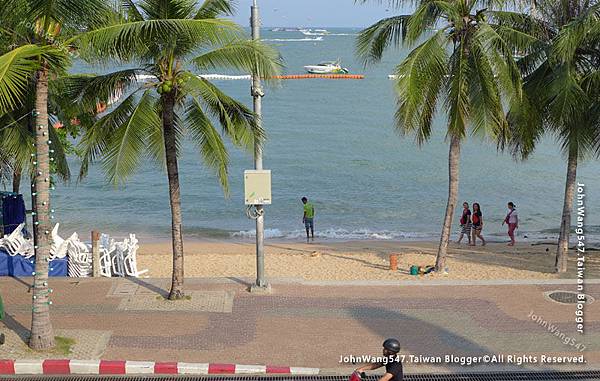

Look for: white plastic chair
[66,232,92,277]
[0,223,34,258]
[50,223,69,260]
[0,223,26,254]
[98,234,114,277]
[122,234,147,277]
[111,241,126,277]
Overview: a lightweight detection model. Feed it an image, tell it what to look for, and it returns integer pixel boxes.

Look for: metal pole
[251,0,269,291]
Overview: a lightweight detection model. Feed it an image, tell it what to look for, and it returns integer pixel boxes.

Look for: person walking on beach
[457,202,472,244]
[301,197,315,243]
[502,202,518,246]
[355,338,403,381]
[470,202,486,246]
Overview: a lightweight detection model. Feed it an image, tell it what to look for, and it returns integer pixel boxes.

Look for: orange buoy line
[272,74,364,80]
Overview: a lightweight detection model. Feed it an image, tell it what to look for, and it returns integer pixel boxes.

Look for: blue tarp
[0,192,27,235]
[0,249,67,277]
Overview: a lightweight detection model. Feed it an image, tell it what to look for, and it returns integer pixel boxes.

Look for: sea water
[13,28,599,242]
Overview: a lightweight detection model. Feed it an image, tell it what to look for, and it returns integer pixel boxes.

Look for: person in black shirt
[355,338,403,381]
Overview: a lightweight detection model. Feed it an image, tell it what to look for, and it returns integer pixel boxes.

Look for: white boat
[300,28,331,36]
[304,60,349,74]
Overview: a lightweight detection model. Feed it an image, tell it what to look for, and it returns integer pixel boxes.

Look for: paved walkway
[1,277,599,374]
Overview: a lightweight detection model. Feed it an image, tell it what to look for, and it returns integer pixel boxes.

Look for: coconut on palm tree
[68,0,282,299]
[501,0,600,272]
[0,0,110,350]
[357,0,522,270]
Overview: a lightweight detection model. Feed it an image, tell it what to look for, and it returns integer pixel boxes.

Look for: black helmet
[383,338,400,353]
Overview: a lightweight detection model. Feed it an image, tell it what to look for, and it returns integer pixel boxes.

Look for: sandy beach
[137,239,599,281]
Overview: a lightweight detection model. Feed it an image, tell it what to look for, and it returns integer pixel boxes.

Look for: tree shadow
[347,305,491,356]
[7,276,32,292]
[1,313,30,343]
[126,277,169,298]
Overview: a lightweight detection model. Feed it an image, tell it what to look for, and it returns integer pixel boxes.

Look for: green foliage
[0,45,66,114]
[73,0,282,193]
[505,0,600,161]
[359,0,521,145]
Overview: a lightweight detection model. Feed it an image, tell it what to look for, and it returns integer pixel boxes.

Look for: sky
[232,0,408,28]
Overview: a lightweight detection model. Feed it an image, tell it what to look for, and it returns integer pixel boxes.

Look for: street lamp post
[250,0,270,292]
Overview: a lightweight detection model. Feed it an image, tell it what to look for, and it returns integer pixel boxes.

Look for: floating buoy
[273,74,364,80]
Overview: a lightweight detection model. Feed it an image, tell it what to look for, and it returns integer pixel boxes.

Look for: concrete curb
[0,359,320,375]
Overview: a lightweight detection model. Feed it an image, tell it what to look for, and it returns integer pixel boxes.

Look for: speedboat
[304,60,349,74]
[300,28,331,36]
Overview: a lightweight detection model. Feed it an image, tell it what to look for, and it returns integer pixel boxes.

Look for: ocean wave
[229,227,600,243]
[231,228,431,240]
[262,37,323,42]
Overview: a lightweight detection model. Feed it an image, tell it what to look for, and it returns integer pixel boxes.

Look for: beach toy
[410,265,418,275]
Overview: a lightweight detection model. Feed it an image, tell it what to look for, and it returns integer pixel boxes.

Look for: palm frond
[504,93,544,160]
[546,64,587,128]
[72,18,242,62]
[185,97,230,192]
[25,0,114,30]
[59,69,144,112]
[48,123,71,182]
[78,87,143,179]
[99,89,159,184]
[192,39,283,83]
[405,1,457,44]
[467,33,507,140]
[356,15,411,65]
[0,45,43,114]
[0,112,34,171]
[551,2,600,64]
[445,38,471,139]
[139,0,197,20]
[122,0,146,21]
[195,0,236,19]
[182,73,263,149]
[394,29,448,145]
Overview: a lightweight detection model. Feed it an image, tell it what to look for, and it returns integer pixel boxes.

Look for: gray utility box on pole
[244,170,272,205]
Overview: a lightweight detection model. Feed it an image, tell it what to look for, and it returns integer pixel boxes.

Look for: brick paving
[0,277,599,373]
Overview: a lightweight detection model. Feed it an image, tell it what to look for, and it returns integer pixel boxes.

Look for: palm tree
[68,0,282,299]
[357,0,522,270]
[502,0,600,272]
[0,0,110,350]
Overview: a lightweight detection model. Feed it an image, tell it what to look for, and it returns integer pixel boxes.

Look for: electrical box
[244,170,272,205]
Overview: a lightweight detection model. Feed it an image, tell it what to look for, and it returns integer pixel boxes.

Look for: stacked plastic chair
[45,224,146,278]
[121,234,147,277]
[66,232,93,277]
[0,223,34,258]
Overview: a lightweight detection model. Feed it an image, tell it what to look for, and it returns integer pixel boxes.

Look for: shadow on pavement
[128,277,169,297]
[1,313,30,343]
[348,305,491,356]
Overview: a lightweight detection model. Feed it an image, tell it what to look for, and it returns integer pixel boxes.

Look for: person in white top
[502,202,519,246]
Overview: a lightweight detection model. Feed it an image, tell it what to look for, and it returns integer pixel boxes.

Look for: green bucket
[410,265,419,275]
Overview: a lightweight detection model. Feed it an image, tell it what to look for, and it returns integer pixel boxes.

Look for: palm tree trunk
[555,148,577,273]
[29,64,55,350]
[12,167,21,193]
[435,134,461,271]
[162,91,185,300]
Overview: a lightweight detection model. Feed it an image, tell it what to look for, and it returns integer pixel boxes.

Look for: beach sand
[137,239,599,281]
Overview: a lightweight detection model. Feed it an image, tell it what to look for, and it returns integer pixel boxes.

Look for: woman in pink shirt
[502,202,518,246]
